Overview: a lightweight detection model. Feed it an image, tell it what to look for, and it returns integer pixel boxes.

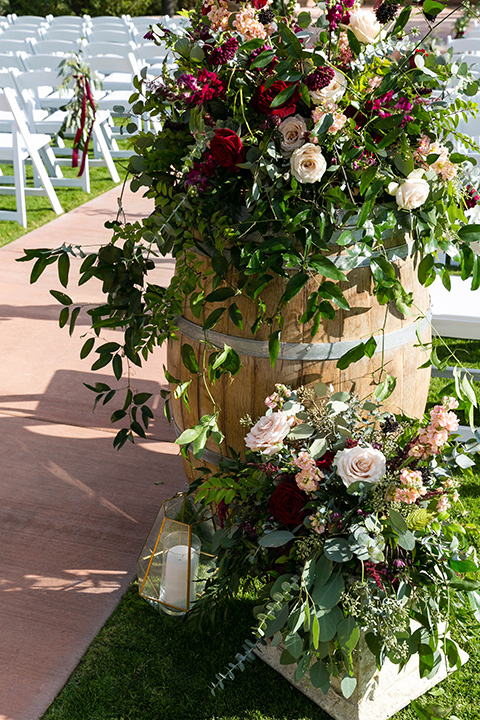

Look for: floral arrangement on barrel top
[18,0,480,447]
[192,382,480,703]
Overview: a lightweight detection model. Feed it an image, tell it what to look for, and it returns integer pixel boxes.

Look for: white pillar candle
[162,544,199,611]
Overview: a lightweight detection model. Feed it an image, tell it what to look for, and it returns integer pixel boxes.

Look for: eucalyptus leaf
[258,530,295,547]
[312,572,344,608]
[324,537,353,562]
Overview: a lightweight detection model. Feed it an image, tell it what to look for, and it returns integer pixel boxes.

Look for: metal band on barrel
[189,240,415,269]
[174,309,432,362]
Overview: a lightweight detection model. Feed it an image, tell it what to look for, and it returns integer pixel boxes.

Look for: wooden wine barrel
[167,241,431,481]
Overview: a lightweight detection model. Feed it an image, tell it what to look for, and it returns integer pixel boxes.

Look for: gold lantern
[137,494,215,616]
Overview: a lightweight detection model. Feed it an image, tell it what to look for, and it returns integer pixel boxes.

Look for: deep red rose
[268,481,308,527]
[210,129,246,172]
[250,80,300,118]
[316,450,335,470]
[252,0,269,7]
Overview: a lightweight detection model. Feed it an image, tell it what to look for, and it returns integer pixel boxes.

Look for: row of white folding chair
[0,26,139,43]
[11,65,135,161]
[6,69,121,183]
[0,86,63,226]
[0,44,172,77]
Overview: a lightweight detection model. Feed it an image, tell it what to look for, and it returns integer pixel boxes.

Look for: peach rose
[335,445,386,488]
[290,143,327,184]
[244,411,291,455]
[278,114,307,155]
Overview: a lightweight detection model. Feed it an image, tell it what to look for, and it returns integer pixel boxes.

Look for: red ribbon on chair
[72,75,97,177]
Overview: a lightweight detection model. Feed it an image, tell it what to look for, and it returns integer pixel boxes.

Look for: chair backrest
[133,43,169,61]
[90,15,129,25]
[129,16,165,25]
[22,53,67,71]
[48,16,90,27]
[39,27,88,41]
[0,27,41,39]
[12,68,61,93]
[87,52,139,76]
[0,38,34,53]
[448,38,480,54]
[87,28,136,43]
[31,38,84,54]
[11,15,45,24]
[83,40,137,57]
[0,52,27,70]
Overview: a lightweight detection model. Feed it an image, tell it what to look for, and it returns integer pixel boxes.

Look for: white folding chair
[90,16,130,26]
[0,87,63,226]
[10,15,45,25]
[48,16,91,28]
[83,40,137,57]
[132,43,170,65]
[127,16,166,26]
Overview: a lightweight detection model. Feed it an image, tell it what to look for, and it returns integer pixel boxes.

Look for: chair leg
[28,143,63,216]
[93,122,120,183]
[12,129,27,227]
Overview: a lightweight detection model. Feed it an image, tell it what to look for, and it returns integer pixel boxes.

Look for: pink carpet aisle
[0,185,184,720]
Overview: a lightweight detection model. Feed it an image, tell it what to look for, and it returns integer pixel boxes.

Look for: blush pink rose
[335,445,386,488]
[244,411,291,455]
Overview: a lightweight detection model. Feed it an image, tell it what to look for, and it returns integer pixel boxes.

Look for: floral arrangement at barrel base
[192,383,480,703]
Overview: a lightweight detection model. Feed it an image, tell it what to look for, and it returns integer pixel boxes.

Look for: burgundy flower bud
[258,7,275,24]
[375,2,399,24]
[305,66,335,91]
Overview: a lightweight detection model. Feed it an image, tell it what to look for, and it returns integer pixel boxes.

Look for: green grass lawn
[428,336,480,426]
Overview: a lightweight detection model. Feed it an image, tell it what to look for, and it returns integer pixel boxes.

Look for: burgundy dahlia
[305,66,335,91]
[375,1,399,24]
[207,37,239,66]
[258,7,275,24]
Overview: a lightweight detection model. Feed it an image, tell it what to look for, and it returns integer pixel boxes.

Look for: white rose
[290,143,327,184]
[244,411,291,455]
[348,9,382,45]
[310,69,346,106]
[278,114,307,155]
[395,177,430,210]
[335,445,386,488]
